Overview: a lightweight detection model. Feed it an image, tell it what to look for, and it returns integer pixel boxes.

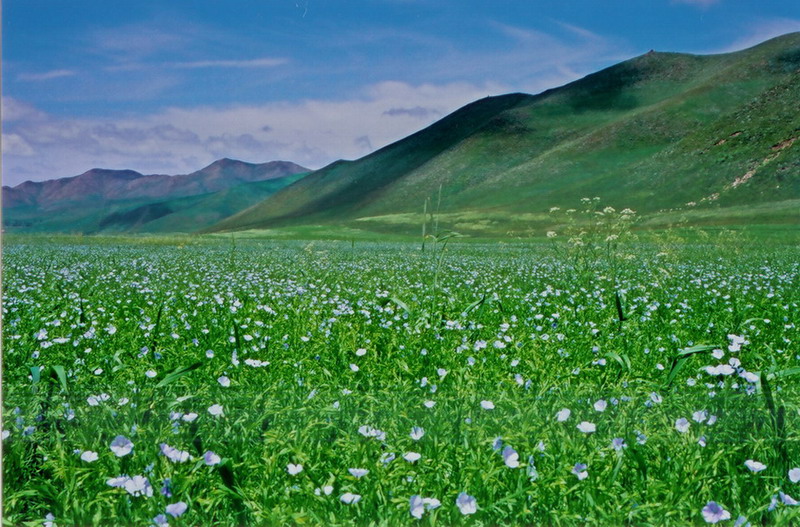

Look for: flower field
[2,237,799,525]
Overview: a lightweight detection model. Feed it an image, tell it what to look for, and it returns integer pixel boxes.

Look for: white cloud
[1,81,507,186]
[17,69,77,82]
[173,57,289,69]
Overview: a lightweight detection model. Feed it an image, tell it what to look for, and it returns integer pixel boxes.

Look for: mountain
[210,33,800,236]
[3,159,309,232]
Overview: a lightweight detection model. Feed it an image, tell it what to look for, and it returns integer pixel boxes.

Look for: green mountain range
[3,159,308,233]
[210,33,800,237]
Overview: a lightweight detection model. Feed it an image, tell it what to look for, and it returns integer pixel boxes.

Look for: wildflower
[349,363,359,372]
[404,452,421,463]
[410,495,425,519]
[702,501,731,523]
[208,404,224,416]
[424,497,441,510]
[287,463,303,475]
[594,399,607,412]
[502,446,519,468]
[410,427,425,441]
[145,370,157,378]
[675,418,690,433]
[355,348,367,356]
[340,493,361,504]
[577,421,596,433]
[572,463,588,480]
[166,502,188,517]
[789,468,800,483]
[161,479,172,497]
[153,514,169,527]
[204,451,221,466]
[556,408,571,422]
[110,435,133,457]
[217,376,230,387]
[480,400,495,410]
[424,400,436,408]
[693,410,708,423]
[611,438,626,451]
[456,493,478,515]
[80,450,99,462]
[348,468,368,478]
[744,460,766,473]
[780,491,798,506]
[124,475,153,497]
[380,452,396,465]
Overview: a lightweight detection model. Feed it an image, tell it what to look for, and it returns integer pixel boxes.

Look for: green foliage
[3,236,799,525]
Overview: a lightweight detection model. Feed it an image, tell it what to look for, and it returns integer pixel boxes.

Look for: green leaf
[156,362,203,389]
[30,366,41,385]
[463,294,487,316]
[52,365,68,393]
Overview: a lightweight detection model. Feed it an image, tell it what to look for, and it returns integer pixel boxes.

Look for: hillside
[3,159,308,232]
[211,33,800,236]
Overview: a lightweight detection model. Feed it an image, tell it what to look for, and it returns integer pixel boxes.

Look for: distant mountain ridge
[3,159,309,232]
[3,158,307,210]
[210,33,800,236]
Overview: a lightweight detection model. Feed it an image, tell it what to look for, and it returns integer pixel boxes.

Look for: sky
[3,0,800,186]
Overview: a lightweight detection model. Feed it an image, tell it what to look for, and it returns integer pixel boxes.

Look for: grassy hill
[210,33,800,237]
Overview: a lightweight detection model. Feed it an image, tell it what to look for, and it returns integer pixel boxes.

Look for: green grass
[3,234,800,525]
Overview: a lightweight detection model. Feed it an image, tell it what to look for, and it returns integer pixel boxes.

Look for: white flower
[456,493,477,515]
[123,475,153,497]
[160,443,191,463]
[145,370,157,378]
[204,451,221,466]
[556,408,571,422]
[789,467,800,483]
[340,492,361,504]
[424,400,436,408]
[480,400,495,410]
[502,446,519,468]
[577,421,596,433]
[349,363,359,372]
[702,501,730,523]
[110,435,133,457]
[355,348,367,356]
[410,495,425,519]
[744,459,766,473]
[692,410,708,423]
[348,468,368,478]
[593,399,607,412]
[410,427,425,441]
[166,502,188,517]
[80,450,99,462]
[217,376,230,387]
[403,452,421,463]
[287,463,303,475]
[780,491,799,506]
[208,404,224,416]
[572,463,588,480]
[675,418,690,433]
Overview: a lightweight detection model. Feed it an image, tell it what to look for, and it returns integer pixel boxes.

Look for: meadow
[2,232,799,526]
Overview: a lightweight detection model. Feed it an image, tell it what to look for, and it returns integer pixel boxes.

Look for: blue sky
[3,0,800,185]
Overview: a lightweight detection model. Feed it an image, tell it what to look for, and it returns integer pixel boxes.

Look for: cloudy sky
[3,0,799,186]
